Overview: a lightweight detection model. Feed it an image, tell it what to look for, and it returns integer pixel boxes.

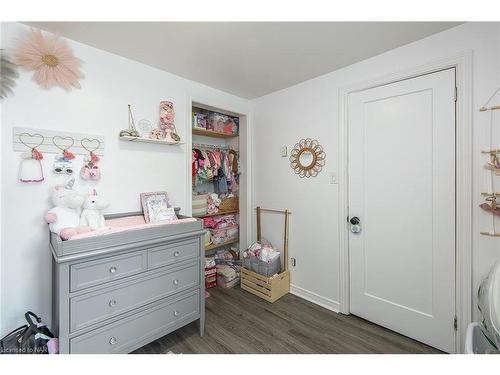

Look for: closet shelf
[192,128,238,139]
[205,238,239,251]
[119,135,183,145]
[194,209,239,218]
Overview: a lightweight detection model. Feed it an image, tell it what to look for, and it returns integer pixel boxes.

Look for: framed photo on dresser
[140,191,177,223]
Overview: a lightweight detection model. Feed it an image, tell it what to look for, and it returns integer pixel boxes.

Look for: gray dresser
[50,211,205,354]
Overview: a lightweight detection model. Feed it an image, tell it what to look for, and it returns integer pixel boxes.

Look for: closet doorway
[347,68,456,353]
[187,99,251,261]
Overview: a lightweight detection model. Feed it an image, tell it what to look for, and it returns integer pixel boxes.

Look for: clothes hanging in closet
[192,147,240,194]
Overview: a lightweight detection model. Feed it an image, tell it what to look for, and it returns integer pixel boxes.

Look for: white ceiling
[26,22,461,99]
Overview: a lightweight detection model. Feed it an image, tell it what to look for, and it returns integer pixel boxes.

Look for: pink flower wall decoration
[12,29,84,90]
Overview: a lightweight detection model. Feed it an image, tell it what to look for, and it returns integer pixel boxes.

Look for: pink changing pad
[69,215,197,241]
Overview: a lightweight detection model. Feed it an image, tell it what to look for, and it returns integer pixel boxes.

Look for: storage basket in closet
[219,196,238,212]
[192,194,208,217]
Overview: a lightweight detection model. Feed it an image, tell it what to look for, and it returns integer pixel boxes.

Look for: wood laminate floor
[133,286,442,354]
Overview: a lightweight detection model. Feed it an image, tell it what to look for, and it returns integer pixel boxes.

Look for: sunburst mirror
[289,138,326,178]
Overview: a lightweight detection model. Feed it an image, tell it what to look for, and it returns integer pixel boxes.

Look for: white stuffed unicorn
[80,189,109,230]
[44,178,89,240]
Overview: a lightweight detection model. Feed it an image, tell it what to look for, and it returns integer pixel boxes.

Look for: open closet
[189,101,249,292]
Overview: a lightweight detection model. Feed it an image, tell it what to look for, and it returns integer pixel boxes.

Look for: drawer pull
[109,337,117,345]
[109,266,117,274]
[173,251,180,257]
[173,279,179,286]
[108,299,117,307]
[173,311,179,317]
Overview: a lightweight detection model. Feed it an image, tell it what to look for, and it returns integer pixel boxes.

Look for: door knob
[350,217,361,233]
[350,217,360,225]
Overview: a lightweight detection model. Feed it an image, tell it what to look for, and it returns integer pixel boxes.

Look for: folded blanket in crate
[243,239,280,262]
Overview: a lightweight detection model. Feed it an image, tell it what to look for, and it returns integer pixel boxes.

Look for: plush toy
[80,189,109,230]
[44,178,89,240]
[164,128,180,143]
[150,129,163,140]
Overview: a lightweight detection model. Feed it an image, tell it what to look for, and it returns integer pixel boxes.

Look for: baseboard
[290,284,340,313]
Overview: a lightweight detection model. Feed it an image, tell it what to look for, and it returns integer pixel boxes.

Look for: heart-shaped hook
[52,135,75,151]
[81,138,101,153]
[18,132,45,150]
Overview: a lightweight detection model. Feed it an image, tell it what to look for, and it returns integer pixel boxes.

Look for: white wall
[0,22,251,334]
[0,23,3,333]
[252,22,500,318]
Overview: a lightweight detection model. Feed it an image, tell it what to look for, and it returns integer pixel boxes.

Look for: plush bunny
[80,189,109,230]
[44,178,89,240]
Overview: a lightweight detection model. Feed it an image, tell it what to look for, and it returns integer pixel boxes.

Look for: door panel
[348,69,456,353]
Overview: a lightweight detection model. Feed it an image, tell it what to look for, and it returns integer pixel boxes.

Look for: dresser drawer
[148,238,199,270]
[70,251,147,292]
[70,262,199,332]
[70,290,199,353]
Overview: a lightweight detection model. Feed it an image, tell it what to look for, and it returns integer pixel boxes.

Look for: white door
[348,69,456,353]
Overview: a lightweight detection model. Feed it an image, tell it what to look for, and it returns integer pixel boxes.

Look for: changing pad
[69,215,197,241]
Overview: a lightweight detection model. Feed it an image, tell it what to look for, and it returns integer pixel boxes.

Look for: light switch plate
[280,146,287,157]
[330,173,338,184]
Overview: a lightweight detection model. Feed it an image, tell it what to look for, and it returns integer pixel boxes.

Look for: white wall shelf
[119,135,183,145]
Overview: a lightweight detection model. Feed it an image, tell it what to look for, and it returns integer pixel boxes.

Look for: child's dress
[19,158,44,183]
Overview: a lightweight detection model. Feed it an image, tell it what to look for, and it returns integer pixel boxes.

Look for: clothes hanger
[480,86,500,111]
[484,153,500,175]
[193,142,230,150]
[480,195,500,217]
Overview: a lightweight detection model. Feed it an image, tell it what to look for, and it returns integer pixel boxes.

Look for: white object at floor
[477,261,500,352]
[465,323,497,354]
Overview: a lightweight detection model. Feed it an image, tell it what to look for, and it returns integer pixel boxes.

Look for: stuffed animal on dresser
[44,178,89,240]
[80,189,109,230]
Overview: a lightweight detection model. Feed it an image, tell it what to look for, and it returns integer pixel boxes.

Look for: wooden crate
[241,267,290,303]
[240,206,291,303]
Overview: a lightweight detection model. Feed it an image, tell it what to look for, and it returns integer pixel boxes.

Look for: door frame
[337,51,473,353]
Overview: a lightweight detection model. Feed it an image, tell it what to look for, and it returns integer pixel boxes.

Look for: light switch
[330,173,338,184]
[280,146,288,157]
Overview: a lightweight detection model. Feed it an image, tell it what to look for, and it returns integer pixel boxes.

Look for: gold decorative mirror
[290,138,326,178]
